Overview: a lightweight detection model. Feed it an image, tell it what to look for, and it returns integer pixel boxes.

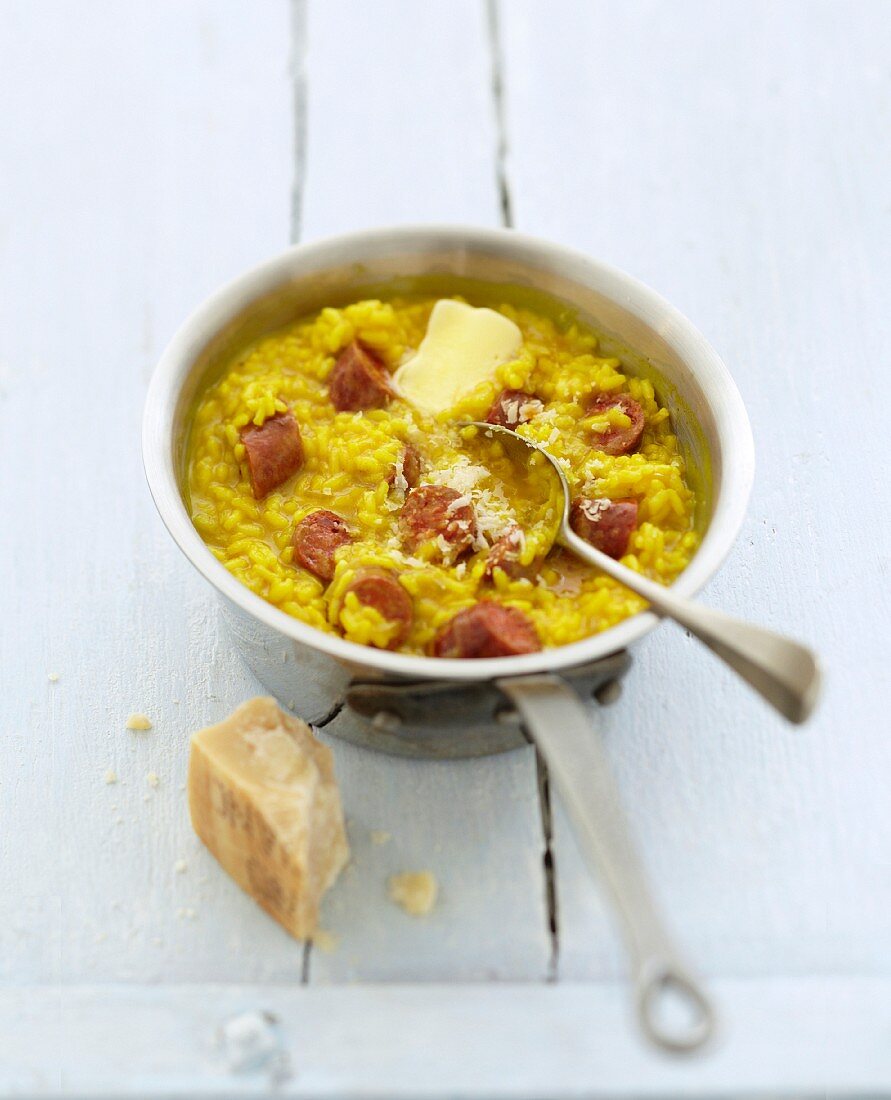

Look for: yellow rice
[187,294,699,654]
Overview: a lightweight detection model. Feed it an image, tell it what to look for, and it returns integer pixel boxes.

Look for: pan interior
[174,267,713,537]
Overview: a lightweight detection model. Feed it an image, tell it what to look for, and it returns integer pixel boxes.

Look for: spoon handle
[499,673,716,1053]
[561,531,822,724]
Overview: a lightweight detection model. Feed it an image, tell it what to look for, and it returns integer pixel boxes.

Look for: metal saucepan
[144,226,769,1052]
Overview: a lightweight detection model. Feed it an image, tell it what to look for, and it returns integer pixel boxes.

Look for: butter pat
[393,299,522,413]
[188,697,349,940]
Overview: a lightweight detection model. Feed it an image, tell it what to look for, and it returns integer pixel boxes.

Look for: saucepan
[144,226,798,1052]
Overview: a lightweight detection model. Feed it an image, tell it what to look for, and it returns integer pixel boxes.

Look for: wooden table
[2,1,889,1094]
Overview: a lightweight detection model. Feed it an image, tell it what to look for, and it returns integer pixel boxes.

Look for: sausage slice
[329,342,394,412]
[586,392,645,455]
[486,389,544,429]
[340,568,413,649]
[484,524,526,580]
[401,485,477,556]
[292,510,352,581]
[240,411,304,499]
[570,497,638,559]
[386,444,422,491]
[433,602,541,658]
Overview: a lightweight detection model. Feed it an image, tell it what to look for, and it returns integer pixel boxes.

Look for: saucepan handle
[498,673,715,1054]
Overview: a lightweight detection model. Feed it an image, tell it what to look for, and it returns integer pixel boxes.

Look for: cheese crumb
[312,929,339,953]
[370,830,392,846]
[174,859,188,874]
[103,769,118,785]
[388,871,438,916]
[126,713,153,731]
[146,772,160,788]
[579,498,610,522]
[48,672,60,683]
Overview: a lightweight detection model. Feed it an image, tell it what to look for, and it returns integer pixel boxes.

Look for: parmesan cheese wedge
[393,299,522,413]
[188,697,349,940]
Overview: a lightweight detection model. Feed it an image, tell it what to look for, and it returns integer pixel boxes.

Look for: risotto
[186,292,699,657]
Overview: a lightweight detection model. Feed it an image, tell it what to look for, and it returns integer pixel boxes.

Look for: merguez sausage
[484,524,526,579]
[329,342,393,412]
[240,411,304,499]
[401,485,477,556]
[486,389,544,429]
[341,568,413,649]
[386,444,422,491]
[570,497,638,559]
[292,510,352,581]
[401,444,422,488]
[586,392,645,456]
[433,602,541,658]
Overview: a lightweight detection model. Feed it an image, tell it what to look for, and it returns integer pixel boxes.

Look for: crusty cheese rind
[188,697,349,940]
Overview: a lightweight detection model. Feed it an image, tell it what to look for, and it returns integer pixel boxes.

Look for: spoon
[468,422,822,724]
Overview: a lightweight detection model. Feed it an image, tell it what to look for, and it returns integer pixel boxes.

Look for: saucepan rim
[142,224,754,681]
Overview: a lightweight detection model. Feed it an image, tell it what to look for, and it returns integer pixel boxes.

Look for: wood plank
[300,0,550,982]
[0,0,303,984]
[4,980,890,1096]
[301,0,501,234]
[498,0,891,981]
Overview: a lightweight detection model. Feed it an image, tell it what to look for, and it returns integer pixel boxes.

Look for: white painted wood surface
[4,979,891,1097]
[0,0,888,1095]
[499,0,891,983]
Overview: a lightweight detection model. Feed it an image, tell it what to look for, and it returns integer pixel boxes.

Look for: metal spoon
[469,421,822,724]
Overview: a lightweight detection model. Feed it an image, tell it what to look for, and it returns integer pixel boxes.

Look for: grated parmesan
[391,451,408,495]
[579,498,610,522]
